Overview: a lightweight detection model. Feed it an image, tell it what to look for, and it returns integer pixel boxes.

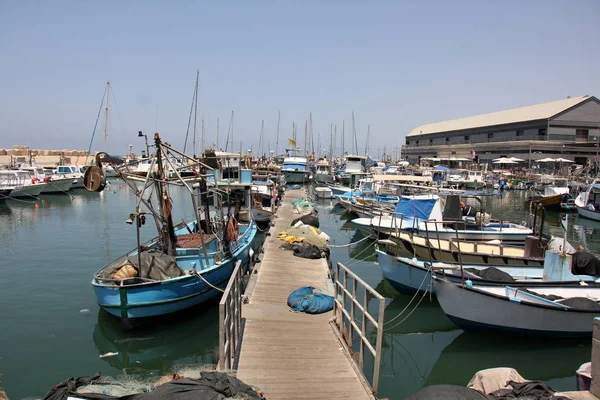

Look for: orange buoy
[113,264,138,280]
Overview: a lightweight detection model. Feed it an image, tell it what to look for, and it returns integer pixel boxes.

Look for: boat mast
[329,124,333,163]
[104,81,110,153]
[216,118,219,150]
[259,119,264,157]
[154,134,176,256]
[364,125,370,156]
[304,120,308,157]
[352,111,358,155]
[309,113,314,157]
[193,71,199,158]
[275,110,281,156]
[342,120,345,157]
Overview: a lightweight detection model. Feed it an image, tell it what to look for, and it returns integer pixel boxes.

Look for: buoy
[113,264,138,280]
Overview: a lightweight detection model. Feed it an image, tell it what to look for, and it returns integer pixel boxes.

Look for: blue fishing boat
[85,134,257,324]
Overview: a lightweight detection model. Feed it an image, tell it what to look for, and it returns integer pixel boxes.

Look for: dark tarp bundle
[42,373,121,400]
[291,214,320,228]
[98,250,183,282]
[42,372,264,400]
[287,286,334,314]
[293,244,322,259]
[464,267,514,282]
[142,374,263,400]
[572,251,600,277]
[406,385,488,399]
[488,380,565,400]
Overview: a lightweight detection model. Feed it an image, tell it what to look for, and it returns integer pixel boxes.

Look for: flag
[287,138,296,147]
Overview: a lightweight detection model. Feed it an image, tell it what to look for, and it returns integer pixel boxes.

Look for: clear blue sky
[1,0,598,157]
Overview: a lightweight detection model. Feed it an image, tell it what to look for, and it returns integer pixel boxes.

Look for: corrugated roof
[407,95,593,137]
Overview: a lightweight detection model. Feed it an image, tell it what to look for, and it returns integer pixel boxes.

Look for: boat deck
[237,188,374,400]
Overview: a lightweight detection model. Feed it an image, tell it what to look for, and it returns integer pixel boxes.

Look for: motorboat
[575,181,600,221]
[433,275,600,337]
[314,186,334,199]
[463,170,486,190]
[55,165,86,188]
[0,170,46,198]
[282,154,311,184]
[19,166,74,193]
[314,159,333,183]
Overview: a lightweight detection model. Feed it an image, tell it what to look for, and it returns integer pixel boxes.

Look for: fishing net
[277,225,329,249]
[291,198,314,214]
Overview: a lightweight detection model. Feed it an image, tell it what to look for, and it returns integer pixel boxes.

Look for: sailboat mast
[216,118,219,150]
[193,71,199,158]
[352,111,358,155]
[258,120,264,157]
[200,117,205,157]
[364,125,370,156]
[341,120,345,157]
[275,111,281,156]
[104,81,110,153]
[329,124,333,162]
[309,113,314,157]
[304,120,308,157]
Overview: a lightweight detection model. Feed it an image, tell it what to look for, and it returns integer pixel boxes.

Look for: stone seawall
[0,145,94,166]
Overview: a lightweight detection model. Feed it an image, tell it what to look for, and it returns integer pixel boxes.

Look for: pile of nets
[277,224,329,249]
[291,197,314,214]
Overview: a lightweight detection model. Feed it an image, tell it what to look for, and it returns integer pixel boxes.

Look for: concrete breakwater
[1,145,98,166]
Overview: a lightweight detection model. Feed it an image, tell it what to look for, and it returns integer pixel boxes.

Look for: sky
[0,0,599,158]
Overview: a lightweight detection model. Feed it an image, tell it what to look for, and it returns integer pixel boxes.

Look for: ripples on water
[0,187,596,398]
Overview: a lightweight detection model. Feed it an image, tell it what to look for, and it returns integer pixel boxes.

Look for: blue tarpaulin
[435,165,450,171]
[287,286,334,314]
[395,197,437,221]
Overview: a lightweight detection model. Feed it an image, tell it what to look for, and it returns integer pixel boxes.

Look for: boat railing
[218,260,243,371]
[423,219,464,279]
[333,262,385,394]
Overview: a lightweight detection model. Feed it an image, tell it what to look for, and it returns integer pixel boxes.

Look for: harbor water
[0,185,597,399]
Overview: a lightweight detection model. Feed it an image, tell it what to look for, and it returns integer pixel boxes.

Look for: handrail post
[219,260,243,371]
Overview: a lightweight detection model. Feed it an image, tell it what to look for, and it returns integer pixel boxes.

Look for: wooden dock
[237,188,375,400]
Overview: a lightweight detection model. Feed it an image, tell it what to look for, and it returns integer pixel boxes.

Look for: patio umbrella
[536,157,556,162]
[554,157,574,163]
[508,157,525,162]
[492,158,517,164]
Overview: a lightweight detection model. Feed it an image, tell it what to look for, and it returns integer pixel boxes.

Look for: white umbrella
[554,157,574,163]
[492,158,517,164]
[536,157,556,162]
[508,157,525,162]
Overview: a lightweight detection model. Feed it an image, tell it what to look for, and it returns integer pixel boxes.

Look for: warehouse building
[402,95,600,167]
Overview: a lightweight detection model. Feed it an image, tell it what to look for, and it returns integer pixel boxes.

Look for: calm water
[0,187,597,399]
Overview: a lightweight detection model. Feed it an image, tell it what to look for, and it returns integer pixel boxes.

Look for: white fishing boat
[0,170,47,197]
[282,148,311,184]
[20,166,74,193]
[433,276,600,337]
[55,165,86,188]
[464,170,486,190]
[314,186,334,199]
[575,181,600,221]
[314,159,333,183]
[361,194,533,245]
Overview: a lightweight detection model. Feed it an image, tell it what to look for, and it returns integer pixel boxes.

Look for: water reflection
[426,332,591,386]
[94,306,219,374]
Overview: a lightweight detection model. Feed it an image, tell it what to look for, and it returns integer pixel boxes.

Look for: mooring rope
[338,240,377,268]
[192,269,225,293]
[0,192,38,204]
[329,234,371,248]
[383,264,433,329]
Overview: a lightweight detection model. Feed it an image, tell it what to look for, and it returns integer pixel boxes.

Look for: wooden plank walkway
[237,189,374,400]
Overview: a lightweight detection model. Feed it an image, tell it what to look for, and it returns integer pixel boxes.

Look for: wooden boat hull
[386,233,544,267]
[93,222,257,320]
[433,277,600,337]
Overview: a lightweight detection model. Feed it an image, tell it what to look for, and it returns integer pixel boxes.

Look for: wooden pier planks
[237,189,374,400]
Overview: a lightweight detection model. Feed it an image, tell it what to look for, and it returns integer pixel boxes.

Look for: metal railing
[333,262,385,394]
[218,260,243,371]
